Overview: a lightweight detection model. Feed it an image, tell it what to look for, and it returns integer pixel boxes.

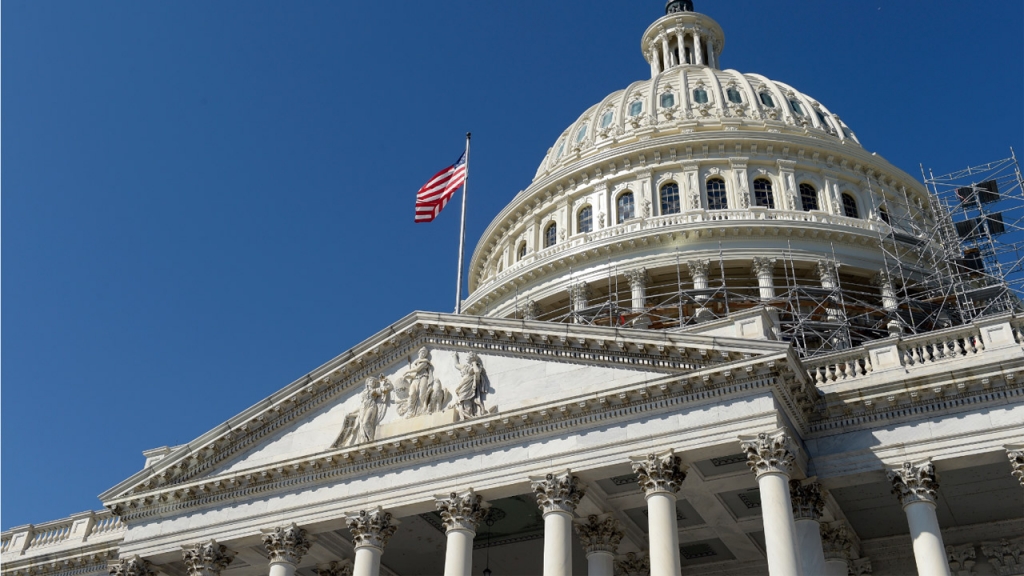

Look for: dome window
[517,242,527,261]
[660,183,681,215]
[575,125,588,143]
[753,178,775,209]
[544,223,558,248]
[842,193,860,218]
[660,93,675,108]
[759,92,775,108]
[556,141,565,159]
[799,183,819,211]
[726,88,743,104]
[692,88,709,104]
[600,111,614,129]
[617,192,635,223]
[879,207,891,224]
[707,178,728,210]
[578,206,593,233]
[789,99,804,116]
[629,101,643,117]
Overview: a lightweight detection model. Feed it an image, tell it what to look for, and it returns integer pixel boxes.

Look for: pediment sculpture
[334,375,393,448]
[396,347,450,418]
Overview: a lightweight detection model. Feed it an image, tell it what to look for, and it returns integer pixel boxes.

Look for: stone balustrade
[0,510,126,559]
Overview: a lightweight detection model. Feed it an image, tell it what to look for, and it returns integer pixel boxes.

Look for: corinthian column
[182,541,235,576]
[631,451,686,576]
[887,460,950,576]
[752,257,777,301]
[531,470,586,576]
[740,430,803,576]
[109,556,155,576]
[262,524,312,576]
[346,508,398,576]
[573,514,622,576]
[872,269,901,335]
[625,268,649,312]
[569,282,591,323]
[790,480,827,576]
[436,490,489,576]
[820,522,852,576]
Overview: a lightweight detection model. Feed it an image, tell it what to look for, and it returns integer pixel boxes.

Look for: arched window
[660,92,675,108]
[578,206,593,233]
[707,178,728,210]
[753,178,775,209]
[789,99,804,116]
[555,141,565,159]
[544,223,557,247]
[517,242,527,261]
[692,88,709,104]
[660,183,680,215]
[799,183,819,211]
[842,193,859,218]
[575,124,588,143]
[600,111,614,128]
[726,88,742,104]
[617,192,635,223]
[629,101,643,116]
[759,92,775,107]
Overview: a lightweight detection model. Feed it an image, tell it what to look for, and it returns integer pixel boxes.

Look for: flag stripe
[414,151,467,223]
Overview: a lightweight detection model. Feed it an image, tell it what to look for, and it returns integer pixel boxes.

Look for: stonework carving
[686,259,710,280]
[817,260,839,284]
[522,299,539,321]
[789,479,825,520]
[182,540,235,576]
[641,198,651,218]
[531,470,585,515]
[574,514,623,555]
[631,451,687,495]
[452,351,488,421]
[887,460,939,506]
[397,347,448,418]
[109,556,154,576]
[1008,448,1024,487]
[569,282,592,311]
[261,524,312,565]
[346,507,398,550]
[334,375,393,447]
[314,561,353,576]
[751,257,776,278]
[947,544,976,575]
[615,551,650,576]
[436,489,488,533]
[981,539,1024,574]
[850,557,873,575]
[820,521,852,562]
[740,430,796,477]
[625,268,648,291]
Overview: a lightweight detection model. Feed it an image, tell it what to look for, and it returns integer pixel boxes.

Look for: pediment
[99,311,795,519]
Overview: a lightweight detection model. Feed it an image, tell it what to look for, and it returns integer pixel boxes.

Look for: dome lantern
[642,2,724,76]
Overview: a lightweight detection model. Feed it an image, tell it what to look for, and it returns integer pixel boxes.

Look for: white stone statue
[335,375,392,447]
[452,351,487,421]
[396,347,447,418]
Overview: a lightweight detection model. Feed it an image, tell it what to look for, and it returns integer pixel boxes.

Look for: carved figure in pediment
[335,375,392,447]
[396,347,447,418]
[452,351,487,421]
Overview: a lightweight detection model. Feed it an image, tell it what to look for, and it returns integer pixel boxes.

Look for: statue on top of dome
[665,0,694,14]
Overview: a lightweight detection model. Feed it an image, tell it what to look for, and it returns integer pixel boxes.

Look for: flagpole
[455,132,471,314]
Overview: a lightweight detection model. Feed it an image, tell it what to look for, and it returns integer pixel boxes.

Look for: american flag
[414,152,467,223]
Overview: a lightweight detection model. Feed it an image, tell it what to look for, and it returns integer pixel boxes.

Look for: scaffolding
[512,149,1024,358]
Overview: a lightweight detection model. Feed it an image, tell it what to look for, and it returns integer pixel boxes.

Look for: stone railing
[475,208,885,295]
[806,315,1021,386]
[1,510,126,558]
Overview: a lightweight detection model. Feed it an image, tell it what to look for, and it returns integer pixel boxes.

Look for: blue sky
[3,0,1022,529]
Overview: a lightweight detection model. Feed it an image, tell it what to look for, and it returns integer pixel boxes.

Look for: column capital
[346,507,398,551]
[614,551,650,576]
[980,539,1024,573]
[261,524,312,565]
[531,470,585,515]
[314,560,353,576]
[887,460,939,507]
[573,514,623,555]
[687,258,710,279]
[625,267,649,290]
[817,259,839,283]
[435,489,489,533]
[522,299,539,321]
[820,521,853,562]
[1007,445,1024,487]
[789,479,825,521]
[751,257,776,277]
[630,450,687,496]
[947,543,976,573]
[109,556,155,576]
[181,540,235,576]
[739,429,796,477]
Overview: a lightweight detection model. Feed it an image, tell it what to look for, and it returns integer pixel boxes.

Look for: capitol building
[3,1,1023,576]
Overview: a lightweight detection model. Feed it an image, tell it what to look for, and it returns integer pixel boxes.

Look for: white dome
[533,67,859,183]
